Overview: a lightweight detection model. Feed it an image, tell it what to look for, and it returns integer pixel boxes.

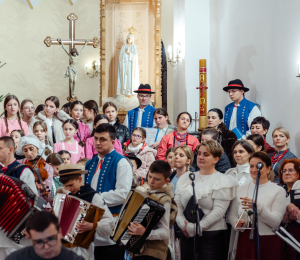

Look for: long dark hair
[69,101,84,117]
[63,119,85,147]
[246,134,265,151]
[2,95,23,133]
[84,100,98,117]
[153,108,171,124]
[45,96,59,108]
[91,114,109,137]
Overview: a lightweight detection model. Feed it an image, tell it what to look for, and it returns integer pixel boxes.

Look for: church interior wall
[0,0,100,113]
[210,0,300,156]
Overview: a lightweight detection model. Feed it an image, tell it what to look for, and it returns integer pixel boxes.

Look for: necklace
[271,149,288,164]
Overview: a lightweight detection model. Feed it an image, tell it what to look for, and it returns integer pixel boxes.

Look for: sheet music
[143,127,159,146]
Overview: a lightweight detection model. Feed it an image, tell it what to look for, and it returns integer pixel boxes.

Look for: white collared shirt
[123,108,157,128]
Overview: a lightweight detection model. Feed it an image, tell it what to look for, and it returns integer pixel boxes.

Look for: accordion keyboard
[121,204,150,245]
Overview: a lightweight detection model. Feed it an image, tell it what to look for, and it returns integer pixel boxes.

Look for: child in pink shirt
[53,119,85,164]
[85,114,123,159]
[0,95,29,136]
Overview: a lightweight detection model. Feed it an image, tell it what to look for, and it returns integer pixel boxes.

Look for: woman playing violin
[16,135,53,204]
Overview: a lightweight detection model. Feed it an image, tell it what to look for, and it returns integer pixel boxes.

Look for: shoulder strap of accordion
[81,208,100,248]
[5,164,32,177]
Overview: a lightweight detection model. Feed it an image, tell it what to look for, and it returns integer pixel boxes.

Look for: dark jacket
[217,123,237,167]
[114,117,130,147]
[192,149,231,173]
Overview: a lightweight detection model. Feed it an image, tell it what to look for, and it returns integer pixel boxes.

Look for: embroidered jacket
[0,160,32,178]
[85,150,124,214]
[127,104,156,133]
[224,98,258,135]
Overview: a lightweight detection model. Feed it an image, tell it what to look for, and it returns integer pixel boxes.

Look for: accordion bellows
[53,193,104,249]
[110,189,165,253]
[0,175,46,243]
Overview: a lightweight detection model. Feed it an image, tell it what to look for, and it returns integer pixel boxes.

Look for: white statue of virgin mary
[117,31,140,97]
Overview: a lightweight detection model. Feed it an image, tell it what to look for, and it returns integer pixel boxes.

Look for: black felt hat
[124,153,142,169]
[223,79,249,92]
[133,84,156,94]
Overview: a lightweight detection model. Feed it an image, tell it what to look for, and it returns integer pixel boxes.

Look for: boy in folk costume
[223,79,261,139]
[57,164,114,260]
[128,160,178,260]
[0,137,38,259]
[84,123,132,260]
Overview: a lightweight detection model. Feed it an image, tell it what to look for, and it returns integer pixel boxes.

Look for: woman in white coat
[227,151,286,260]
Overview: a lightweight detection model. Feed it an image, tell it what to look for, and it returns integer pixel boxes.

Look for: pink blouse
[0,117,29,137]
[53,141,85,164]
[85,136,123,159]
[18,159,53,204]
[75,121,91,144]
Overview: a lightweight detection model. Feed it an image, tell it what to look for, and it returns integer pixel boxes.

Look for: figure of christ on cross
[44,13,100,102]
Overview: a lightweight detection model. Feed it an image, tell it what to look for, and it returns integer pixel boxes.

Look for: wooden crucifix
[44,13,100,102]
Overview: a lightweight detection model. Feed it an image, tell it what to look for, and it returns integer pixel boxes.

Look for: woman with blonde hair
[269,127,297,183]
[175,140,238,260]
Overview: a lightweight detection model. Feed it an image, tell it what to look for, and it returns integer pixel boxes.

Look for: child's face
[34,125,47,142]
[5,99,19,117]
[130,159,138,174]
[147,171,170,191]
[166,152,175,169]
[104,106,118,122]
[63,123,77,140]
[71,104,83,121]
[10,131,21,149]
[61,154,71,164]
[51,164,61,177]
[21,102,34,118]
[83,107,94,121]
[131,130,145,146]
[63,177,82,194]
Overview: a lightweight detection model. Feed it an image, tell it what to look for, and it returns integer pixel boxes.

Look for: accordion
[53,193,105,249]
[110,189,165,253]
[0,175,46,243]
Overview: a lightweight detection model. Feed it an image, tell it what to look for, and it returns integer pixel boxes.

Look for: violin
[26,155,49,198]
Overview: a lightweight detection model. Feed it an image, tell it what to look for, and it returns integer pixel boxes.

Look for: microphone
[257,162,263,170]
[189,172,195,181]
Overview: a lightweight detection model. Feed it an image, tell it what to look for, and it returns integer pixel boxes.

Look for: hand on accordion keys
[76,220,94,233]
[127,221,146,236]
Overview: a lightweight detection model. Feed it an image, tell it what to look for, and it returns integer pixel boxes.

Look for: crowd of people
[0,80,299,260]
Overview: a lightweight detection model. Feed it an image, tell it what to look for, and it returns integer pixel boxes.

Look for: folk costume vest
[127,104,156,133]
[0,160,31,179]
[85,149,124,214]
[224,98,258,135]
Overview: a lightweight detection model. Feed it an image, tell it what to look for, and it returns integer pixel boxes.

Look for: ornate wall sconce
[86,61,99,78]
[167,43,181,67]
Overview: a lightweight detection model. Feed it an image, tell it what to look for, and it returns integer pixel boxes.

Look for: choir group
[0,80,299,260]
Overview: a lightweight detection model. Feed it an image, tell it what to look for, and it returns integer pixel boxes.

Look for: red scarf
[173,131,189,143]
[271,149,289,164]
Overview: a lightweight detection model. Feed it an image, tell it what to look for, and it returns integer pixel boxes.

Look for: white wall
[210,0,300,156]
[0,0,100,112]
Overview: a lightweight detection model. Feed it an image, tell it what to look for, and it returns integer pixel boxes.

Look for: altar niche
[100,0,162,108]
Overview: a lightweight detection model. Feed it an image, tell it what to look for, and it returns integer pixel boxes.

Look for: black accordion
[110,189,165,253]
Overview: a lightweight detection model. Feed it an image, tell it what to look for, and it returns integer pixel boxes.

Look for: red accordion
[0,175,46,243]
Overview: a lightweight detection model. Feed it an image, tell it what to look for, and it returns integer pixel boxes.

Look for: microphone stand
[190,173,202,260]
[249,163,262,260]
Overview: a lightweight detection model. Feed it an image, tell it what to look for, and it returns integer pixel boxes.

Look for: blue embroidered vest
[224,98,258,135]
[0,160,31,179]
[85,150,124,214]
[127,104,156,133]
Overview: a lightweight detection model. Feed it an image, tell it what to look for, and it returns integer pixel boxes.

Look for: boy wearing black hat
[223,79,261,139]
[123,84,157,133]
[57,164,114,259]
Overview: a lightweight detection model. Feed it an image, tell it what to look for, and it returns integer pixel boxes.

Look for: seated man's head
[94,123,116,156]
[0,136,15,164]
[147,160,171,190]
[201,128,219,143]
[25,211,62,259]
[250,116,270,138]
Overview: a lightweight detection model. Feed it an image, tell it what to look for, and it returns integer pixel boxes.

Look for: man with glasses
[5,211,84,260]
[123,84,156,133]
[223,79,261,139]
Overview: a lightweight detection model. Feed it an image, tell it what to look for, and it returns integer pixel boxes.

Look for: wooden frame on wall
[99,0,162,108]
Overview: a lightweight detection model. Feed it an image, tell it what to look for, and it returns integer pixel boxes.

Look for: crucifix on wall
[44,13,100,102]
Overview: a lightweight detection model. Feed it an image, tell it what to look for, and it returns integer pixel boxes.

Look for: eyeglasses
[282,169,296,174]
[132,134,142,139]
[32,234,58,249]
[138,95,151,99]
